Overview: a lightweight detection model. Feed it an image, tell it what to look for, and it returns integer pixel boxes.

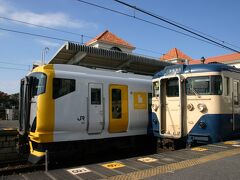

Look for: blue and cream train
[152,63,240,148]
[19,64,154,163]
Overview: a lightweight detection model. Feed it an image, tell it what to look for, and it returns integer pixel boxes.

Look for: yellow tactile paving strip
[108,148,240,180]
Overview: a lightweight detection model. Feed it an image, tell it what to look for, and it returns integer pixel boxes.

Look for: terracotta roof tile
[85,30,135,49]
[189,52,240,64]
[160,48,192,61]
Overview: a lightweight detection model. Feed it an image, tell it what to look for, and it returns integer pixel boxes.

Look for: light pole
[41,47,50,65]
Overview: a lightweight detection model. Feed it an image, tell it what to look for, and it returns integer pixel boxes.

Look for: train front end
[152,64,233,147]
[19,64,55,163]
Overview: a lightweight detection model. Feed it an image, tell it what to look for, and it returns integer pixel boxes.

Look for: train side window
[153,81,159,97]
[53,78,75,99]
[91,88,101,105]
[112,89,122,119]
[233,81,239,105]
[166,78,179,97]
[224,77,230,96]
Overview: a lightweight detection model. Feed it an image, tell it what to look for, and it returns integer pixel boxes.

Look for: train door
[88,83,104,134]
[232,80,239,132]
[160,76,182,139]
[109,84,128,133]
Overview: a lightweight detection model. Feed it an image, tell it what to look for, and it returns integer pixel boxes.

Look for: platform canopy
[48,42,172,75]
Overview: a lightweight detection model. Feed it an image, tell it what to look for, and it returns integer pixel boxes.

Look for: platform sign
[191,147,208,152]
[102,162,125,169]
[67,167,91,175]
[133,92,147,109]
[224,141,240,145]
[138,157,158,163]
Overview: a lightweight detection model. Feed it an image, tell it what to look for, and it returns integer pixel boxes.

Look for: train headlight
[187,103,194,111]
[199,121,207,129]
[152,104,159,111]
[197,103,207,112]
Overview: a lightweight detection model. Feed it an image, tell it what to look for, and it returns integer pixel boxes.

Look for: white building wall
[89,42,133,53]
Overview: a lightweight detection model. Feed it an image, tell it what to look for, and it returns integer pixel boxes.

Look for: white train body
[19,64,152,162]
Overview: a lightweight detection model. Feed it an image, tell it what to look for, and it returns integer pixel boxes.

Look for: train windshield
[30,72,47,97]
[186,75,222,95]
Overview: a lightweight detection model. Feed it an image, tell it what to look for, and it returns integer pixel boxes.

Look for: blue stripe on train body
[151,113,240,144]
[188,114,240,144]
[151,112,160,137]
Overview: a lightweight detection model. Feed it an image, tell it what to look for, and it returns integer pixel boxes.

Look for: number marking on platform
[138,157,158,163]
[224,141,240,145]
[67,167,91,175]
[102,162,125,169]
[191,147,208,151]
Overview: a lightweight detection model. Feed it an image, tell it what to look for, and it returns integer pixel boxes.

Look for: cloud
[0,1,98,29]
[10,11,90,29]
[36,39,61,48]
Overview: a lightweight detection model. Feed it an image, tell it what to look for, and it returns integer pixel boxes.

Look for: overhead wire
[0,27,81,44]
[0,8,196,59]
[75,0,223,48]
[0,66,29,71]
[75,0,240,53]
[0,61,30,67]
[113,0,240,53]
[0,9,197,60]
[0,26,180,60]
[145,11,240,50]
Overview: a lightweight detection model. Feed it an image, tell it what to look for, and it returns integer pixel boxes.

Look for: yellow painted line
[102,162,125,169]
[224,141,240,145]
[108,148,240,180]
[191,147,208,152]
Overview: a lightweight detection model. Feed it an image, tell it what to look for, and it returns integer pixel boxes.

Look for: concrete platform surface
[1,140,240,179]
[0,120,18,130]
[147,154,240,180]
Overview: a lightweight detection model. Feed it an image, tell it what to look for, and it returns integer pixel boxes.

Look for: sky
[0,0,240,94]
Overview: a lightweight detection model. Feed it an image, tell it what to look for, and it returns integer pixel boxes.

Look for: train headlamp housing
[187,103,194,111]
[197,103,207,112]
[152,104,159,111]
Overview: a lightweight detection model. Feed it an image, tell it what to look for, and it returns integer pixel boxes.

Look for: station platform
[0,120,18,132]
[1,140,240,179]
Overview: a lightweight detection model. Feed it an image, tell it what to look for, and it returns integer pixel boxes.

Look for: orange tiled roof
[85,30,135,49]
[160,48,192,61]
[189,52,240,64]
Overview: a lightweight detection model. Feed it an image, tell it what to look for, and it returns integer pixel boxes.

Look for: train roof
[33,64,152,81]
[153,63,240,78]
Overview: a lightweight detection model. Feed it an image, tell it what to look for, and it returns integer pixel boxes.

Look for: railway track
[0,143,161,176]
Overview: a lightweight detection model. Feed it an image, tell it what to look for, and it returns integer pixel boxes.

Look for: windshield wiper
[191,88,201,98]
